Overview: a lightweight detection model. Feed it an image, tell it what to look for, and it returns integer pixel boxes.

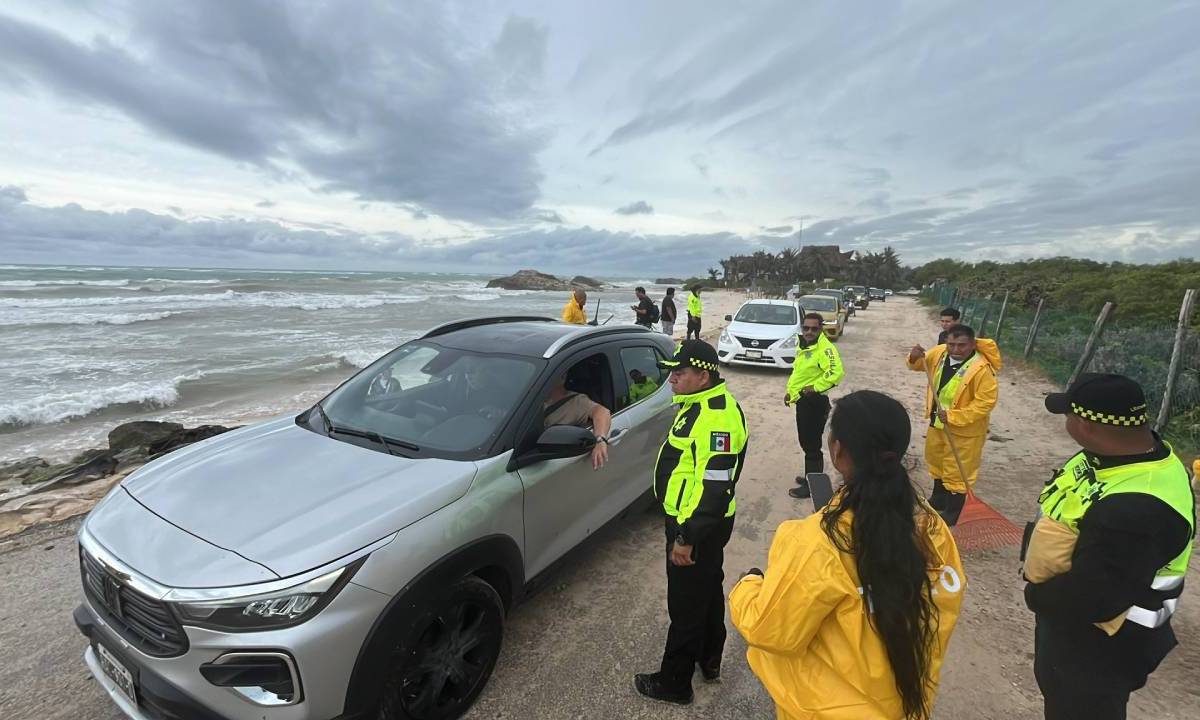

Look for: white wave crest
[0,290,428,311]
[0,310,181,327]
[0,378,185,428]
[0,279,131,288]
[332,348,386,368]
[456,292,503,302]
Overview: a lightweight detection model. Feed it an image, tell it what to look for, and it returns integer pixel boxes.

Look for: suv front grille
[81,547,188,657]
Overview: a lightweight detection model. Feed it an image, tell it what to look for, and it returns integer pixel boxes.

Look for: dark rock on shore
[655,277,684,284]
[148,424,234,459]
[108,420,184,451]
[486,269,572,291]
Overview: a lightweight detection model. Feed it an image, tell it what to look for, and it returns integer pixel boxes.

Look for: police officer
[635,340,748,705]
[784,312,844,499]
[1026,373,1194,720]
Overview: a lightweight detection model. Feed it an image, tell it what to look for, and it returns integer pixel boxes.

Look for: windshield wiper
[328,423,420,457]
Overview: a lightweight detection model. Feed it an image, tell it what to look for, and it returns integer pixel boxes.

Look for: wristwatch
[597,435,609,444]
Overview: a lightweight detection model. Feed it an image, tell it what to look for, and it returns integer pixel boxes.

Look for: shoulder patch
[707,394,728,410]
[710,431,731,452]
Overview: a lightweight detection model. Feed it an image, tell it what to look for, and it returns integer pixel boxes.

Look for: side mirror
[508,425,596,471]
[724,314,733,321]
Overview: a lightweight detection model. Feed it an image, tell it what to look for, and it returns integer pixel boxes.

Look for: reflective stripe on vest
[1040,448,1195,627]
[932,353,979,429]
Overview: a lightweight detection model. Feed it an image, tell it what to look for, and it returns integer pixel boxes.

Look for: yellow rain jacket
[730,507,965,720]
[561,296,587,325]
[906,339,1001,493]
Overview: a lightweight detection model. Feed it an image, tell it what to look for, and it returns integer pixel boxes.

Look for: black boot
[634,673,693,705]
[699,658,721,682]
[789,479,811,499]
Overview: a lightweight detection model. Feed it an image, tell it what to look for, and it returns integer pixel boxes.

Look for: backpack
[647,302,661,324]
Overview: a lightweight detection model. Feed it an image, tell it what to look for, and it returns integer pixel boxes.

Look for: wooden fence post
[1154,289,1198,432]
[993,290,1010,342]
[977,295,994,337]
[1024,297,1046,360]
[1066,302,1116,389]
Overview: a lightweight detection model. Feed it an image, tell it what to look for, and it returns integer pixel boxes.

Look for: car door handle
[607,427,625,444]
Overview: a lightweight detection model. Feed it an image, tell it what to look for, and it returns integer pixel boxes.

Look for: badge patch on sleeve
[710,431,731,452]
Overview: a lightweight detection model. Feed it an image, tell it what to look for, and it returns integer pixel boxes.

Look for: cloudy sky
[0,1,1197,274]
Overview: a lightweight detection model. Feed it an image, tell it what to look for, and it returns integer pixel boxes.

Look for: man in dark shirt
[1026,373,1194,720]
[632,286,656,328]
[937,307,960,345]
[661,287,678,336]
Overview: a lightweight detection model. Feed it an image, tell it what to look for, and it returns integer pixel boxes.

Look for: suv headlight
[719,330,733,345]
[779,335,798,349]
[175,558,365,632]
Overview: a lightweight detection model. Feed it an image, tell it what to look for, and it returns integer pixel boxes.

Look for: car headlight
[779,334,798,349]
[175,558,365,631]
[719,330,732,345]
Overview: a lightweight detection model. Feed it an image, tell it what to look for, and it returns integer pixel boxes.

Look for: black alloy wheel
[379,576,504,720]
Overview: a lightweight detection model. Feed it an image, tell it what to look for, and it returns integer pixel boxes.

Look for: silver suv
[74,317,676,720]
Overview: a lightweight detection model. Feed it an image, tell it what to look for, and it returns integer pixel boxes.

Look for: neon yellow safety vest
[628,379,659,402]
[932,354,979,428]
[688,292,703,318]
[1039,447,1195,628]
[653,380,748,545]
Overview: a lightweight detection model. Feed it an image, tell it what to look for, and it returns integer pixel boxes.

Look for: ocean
[0,264,659,463]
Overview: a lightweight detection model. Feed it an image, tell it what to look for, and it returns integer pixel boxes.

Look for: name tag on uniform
[711,431,731,452]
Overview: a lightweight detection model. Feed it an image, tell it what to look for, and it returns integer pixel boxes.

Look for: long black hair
[821,390,938,720]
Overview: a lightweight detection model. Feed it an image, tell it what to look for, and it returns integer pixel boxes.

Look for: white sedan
[717,299,805,368]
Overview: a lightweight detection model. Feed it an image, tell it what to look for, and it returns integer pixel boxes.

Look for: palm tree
[707,267,720,282]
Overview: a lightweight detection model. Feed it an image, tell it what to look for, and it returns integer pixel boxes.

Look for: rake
[924,361,1023,552]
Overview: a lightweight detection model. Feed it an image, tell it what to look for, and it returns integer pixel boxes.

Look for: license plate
[97,642,138,709]
[745,350,763,359]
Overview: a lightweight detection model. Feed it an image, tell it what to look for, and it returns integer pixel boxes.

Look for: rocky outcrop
[655,277,684,285]
[569,275,606,289]
[108,420,184,451]
[486,269,572,291]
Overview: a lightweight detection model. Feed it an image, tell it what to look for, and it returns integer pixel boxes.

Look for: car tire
[376,576,505,720]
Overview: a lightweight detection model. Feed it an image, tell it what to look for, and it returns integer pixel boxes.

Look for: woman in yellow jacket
[730,390,965,720]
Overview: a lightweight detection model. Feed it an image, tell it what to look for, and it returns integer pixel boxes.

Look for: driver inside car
[542,371,613,470]
[366,366,402,396]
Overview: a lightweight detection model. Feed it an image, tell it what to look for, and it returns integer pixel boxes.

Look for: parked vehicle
[718,298,807,368]
[885,289,894,297]
[813,288,853,321]
[799,294,845,340]
[74,317,677,720]
[869,287,886,301]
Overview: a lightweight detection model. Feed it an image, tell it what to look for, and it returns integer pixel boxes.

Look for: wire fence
[921,283,1200,462]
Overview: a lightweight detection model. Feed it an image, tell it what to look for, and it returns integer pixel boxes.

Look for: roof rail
[421,315,556,339]
[542,324,653,358]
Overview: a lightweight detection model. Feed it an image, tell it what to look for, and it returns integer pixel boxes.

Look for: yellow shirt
[561,297,587,325]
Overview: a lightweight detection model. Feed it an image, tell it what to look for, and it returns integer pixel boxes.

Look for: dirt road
[2,296,1196,719]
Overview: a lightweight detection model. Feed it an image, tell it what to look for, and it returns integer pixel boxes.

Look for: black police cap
[1044,372,1149,427]
[658,340,720,373]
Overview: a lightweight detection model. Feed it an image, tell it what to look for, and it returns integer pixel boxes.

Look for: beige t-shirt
[544,392,597,428]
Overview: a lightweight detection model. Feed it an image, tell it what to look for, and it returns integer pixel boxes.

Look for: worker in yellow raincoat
[730,390,964,720]
[906,323,1001,525]
[561,288,587,325]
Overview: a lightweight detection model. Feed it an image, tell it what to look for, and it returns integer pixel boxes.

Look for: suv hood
[122,417,475,578]
[727,319,797,341]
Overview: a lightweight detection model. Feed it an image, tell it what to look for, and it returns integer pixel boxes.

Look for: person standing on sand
[937,307,960,345]
[1025,373,1193,720]
[686,285,704,340]
[634,340,748,706]
[562,288,588,325]
[730,391,964,720]
[906,324,1001,526]
[661,287,678,336]
[784,312,844,499]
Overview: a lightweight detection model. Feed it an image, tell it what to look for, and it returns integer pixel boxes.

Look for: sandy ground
[2,294,1196,720]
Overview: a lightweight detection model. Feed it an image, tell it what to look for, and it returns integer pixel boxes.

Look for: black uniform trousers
[1034,618,1162,720]
[659,515,734,690]
[794,393,831,476]
[686,315,702,340]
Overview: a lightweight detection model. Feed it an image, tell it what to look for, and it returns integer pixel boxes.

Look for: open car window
[317,341,540,458]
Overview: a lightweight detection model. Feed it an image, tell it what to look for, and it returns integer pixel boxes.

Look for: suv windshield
[802,296,837,313]
[733,304,798,326]
[314,341,539,456]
